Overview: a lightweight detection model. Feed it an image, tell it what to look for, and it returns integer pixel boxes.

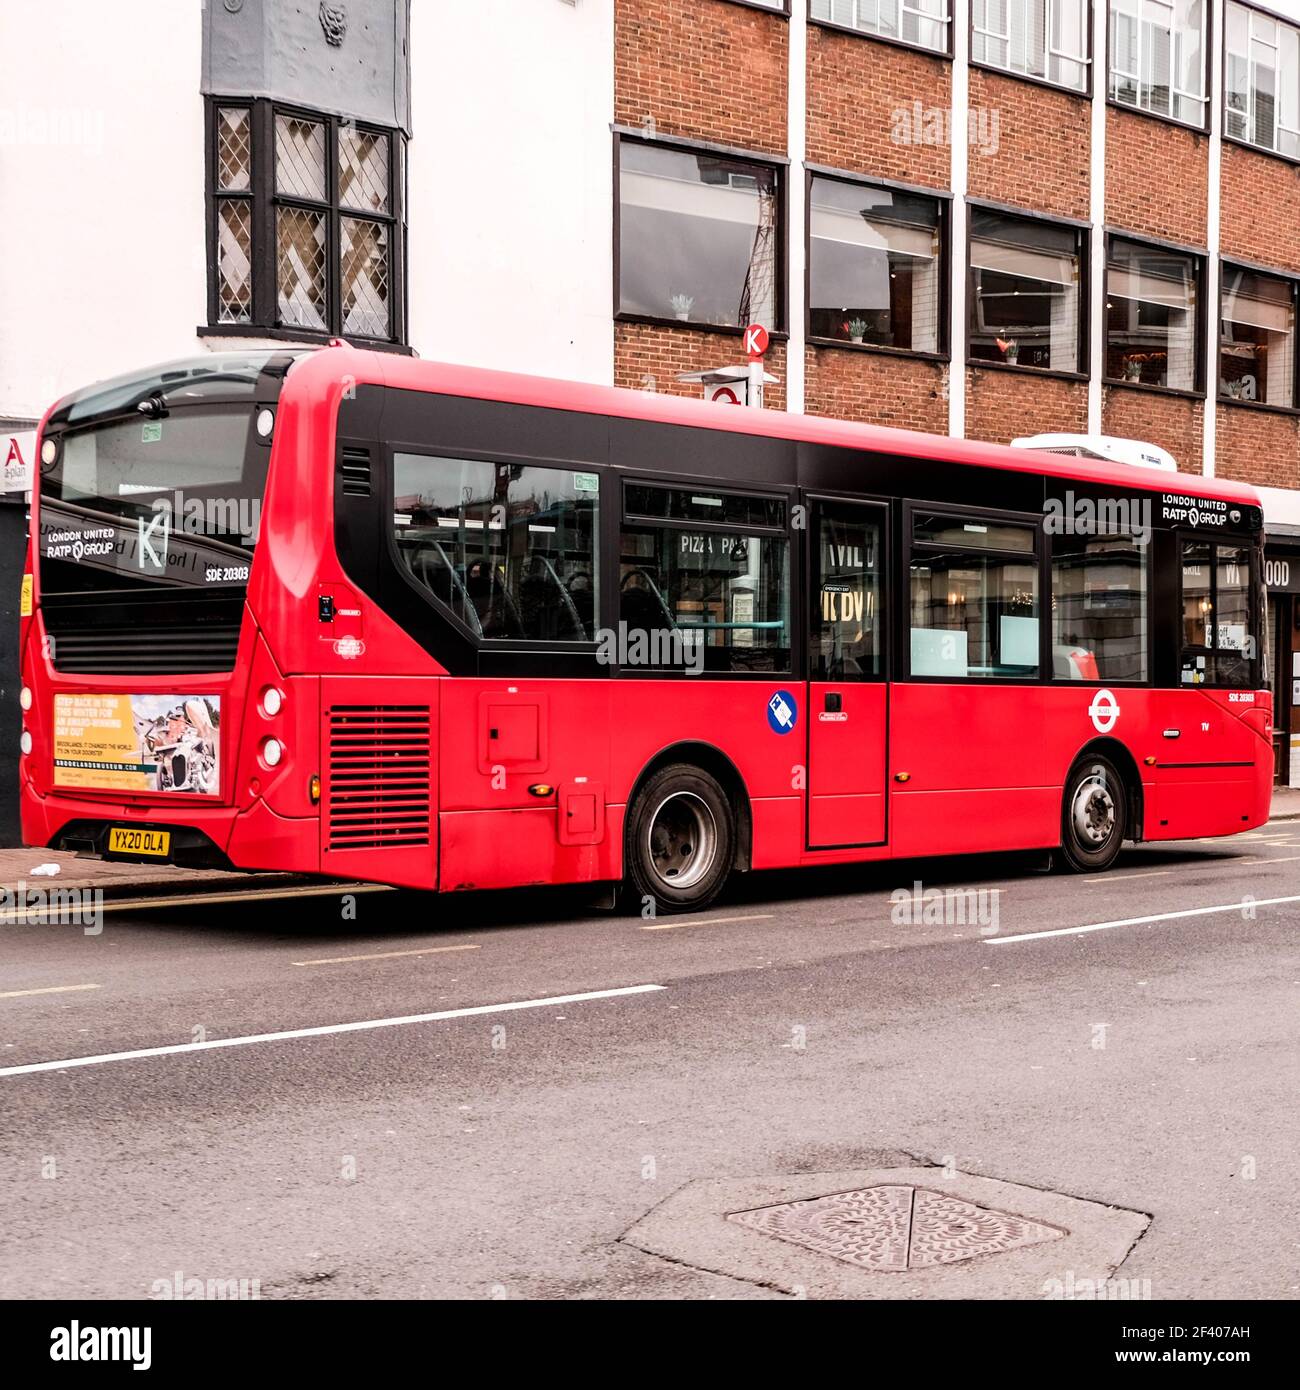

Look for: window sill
[808,17,952,63]
[721,0,790,14]
[1103,376,1206,402]
[199,324,412,354]
[967,358,1088,384]
[1105,97,1209,139]
[616,313,788,340]
[969,59,1090,102]
[1222,132,1300,170]
[1216,393,1300,418]
[809,337,949,364]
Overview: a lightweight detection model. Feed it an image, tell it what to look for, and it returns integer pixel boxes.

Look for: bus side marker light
[1144,756,1156,766]
[528,784,554,798]
[310,775,321,804]
[894,772,910,783]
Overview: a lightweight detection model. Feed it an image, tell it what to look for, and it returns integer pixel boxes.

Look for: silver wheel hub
[1072,772,1115,847]
[646,791,717,891]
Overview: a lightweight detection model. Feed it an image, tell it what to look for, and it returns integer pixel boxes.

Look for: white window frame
[1108,0,1207,127]
[812,0,952,55]
[1225,2,1300,158]
[972,0,1091,92]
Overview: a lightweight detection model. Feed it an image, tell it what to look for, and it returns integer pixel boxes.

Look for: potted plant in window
[1123,355,1142,382]
[997,336,1019,365]
[843,317,869,344]
[669,293,695,322]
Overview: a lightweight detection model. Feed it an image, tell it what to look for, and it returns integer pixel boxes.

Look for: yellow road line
[0,983,100,1000]
[0,881,392,925]
[294,943,480,967]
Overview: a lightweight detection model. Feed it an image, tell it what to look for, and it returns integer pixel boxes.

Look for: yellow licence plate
[108,827,171,858]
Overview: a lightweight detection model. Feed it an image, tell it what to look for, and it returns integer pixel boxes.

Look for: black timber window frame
[1218,257,1300,414]
[204,96,408,348]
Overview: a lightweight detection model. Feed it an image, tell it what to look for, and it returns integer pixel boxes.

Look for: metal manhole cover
[727,1184,1067,1272]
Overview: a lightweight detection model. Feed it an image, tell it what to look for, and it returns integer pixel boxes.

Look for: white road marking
[986,894,1300,945]
[294,944,480,967]
[640,912,775,932]
[0,983,100,1000]
[0,984,665,1078]
[1232,854,1300,866]
[1083,870,1172,883]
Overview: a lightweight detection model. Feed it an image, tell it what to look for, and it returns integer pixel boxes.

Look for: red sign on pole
[744,323,769,359]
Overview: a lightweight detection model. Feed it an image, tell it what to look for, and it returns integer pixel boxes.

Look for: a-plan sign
[3,430,34,494]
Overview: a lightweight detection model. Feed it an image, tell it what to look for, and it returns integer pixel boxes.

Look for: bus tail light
[261,738,284,768]
[20,730,32,755]
[261,686,284,717]
[19,686,32,711]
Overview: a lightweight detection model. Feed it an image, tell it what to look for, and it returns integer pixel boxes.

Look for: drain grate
[727,1184,1067,1272]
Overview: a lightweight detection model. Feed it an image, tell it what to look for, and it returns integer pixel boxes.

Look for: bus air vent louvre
[326,704,432,850]
[44,619,242,674]
[340,446,372,497]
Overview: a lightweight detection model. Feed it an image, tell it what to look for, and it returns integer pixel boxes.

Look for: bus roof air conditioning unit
[1010,433,1178,472]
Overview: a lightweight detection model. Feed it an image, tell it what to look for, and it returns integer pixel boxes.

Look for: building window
[1051,532,1149,681]
[1105,238,1202,391]
[1226,3,1300,158]
[810,0,950,56]
[968,208,1084,373]
[394,454,598,642]
[808,177,945,353]
[909,512,1040,679]
[617,139,782,332]
[972,0,1090,92]
[1221,265,1297,408]
[208,100,405,344]
[1108,0,1207,127]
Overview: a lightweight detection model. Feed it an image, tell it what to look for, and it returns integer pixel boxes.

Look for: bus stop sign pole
[744,324,769,411]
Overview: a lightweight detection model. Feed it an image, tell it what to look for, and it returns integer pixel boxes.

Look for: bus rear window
[39,406,267,594]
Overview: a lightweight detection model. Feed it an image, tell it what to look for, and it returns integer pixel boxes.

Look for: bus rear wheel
[625,763,735,914]
[1059,753,1127,873]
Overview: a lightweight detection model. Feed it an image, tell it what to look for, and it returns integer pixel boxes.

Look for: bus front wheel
[1059,754,1127,873]
[625,763,735,914]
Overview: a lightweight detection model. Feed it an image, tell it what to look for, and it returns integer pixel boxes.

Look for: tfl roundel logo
[1088,688,1120,733]
[767,689,797,735]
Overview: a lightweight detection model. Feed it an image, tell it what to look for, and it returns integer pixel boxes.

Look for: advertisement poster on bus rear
[52,693,221,796]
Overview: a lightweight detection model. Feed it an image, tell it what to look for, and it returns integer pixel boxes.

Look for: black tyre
[625,763,735,914]
[1059,754,1127,873]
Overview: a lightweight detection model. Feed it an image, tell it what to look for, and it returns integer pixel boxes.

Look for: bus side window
[1181,541,1255,687]
[1050,532,1148,683]
[393,453,599,642]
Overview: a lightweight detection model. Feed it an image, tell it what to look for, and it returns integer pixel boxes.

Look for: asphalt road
[1,830,1298,1301]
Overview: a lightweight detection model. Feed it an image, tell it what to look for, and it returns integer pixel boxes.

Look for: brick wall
[615,0,787,155]
[614,322,787,411]
[1105,108,1208,248]
[806,24,950,187]
[1216,405,1300,490]
[965,367,1088,445]
[967,69,1089,221]
[805,346,947,432]
[1220,142,1300,273]
[1102,386,1204,474]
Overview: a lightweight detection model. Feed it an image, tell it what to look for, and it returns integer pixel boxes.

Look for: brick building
[608,0,1300,777]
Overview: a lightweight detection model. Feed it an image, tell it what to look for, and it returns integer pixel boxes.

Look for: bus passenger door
[806,499,888,848]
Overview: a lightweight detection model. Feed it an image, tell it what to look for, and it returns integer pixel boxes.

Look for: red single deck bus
[19,346,1272,912]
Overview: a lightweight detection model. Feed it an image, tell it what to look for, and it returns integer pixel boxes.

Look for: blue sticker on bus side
[767,689,797,734]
